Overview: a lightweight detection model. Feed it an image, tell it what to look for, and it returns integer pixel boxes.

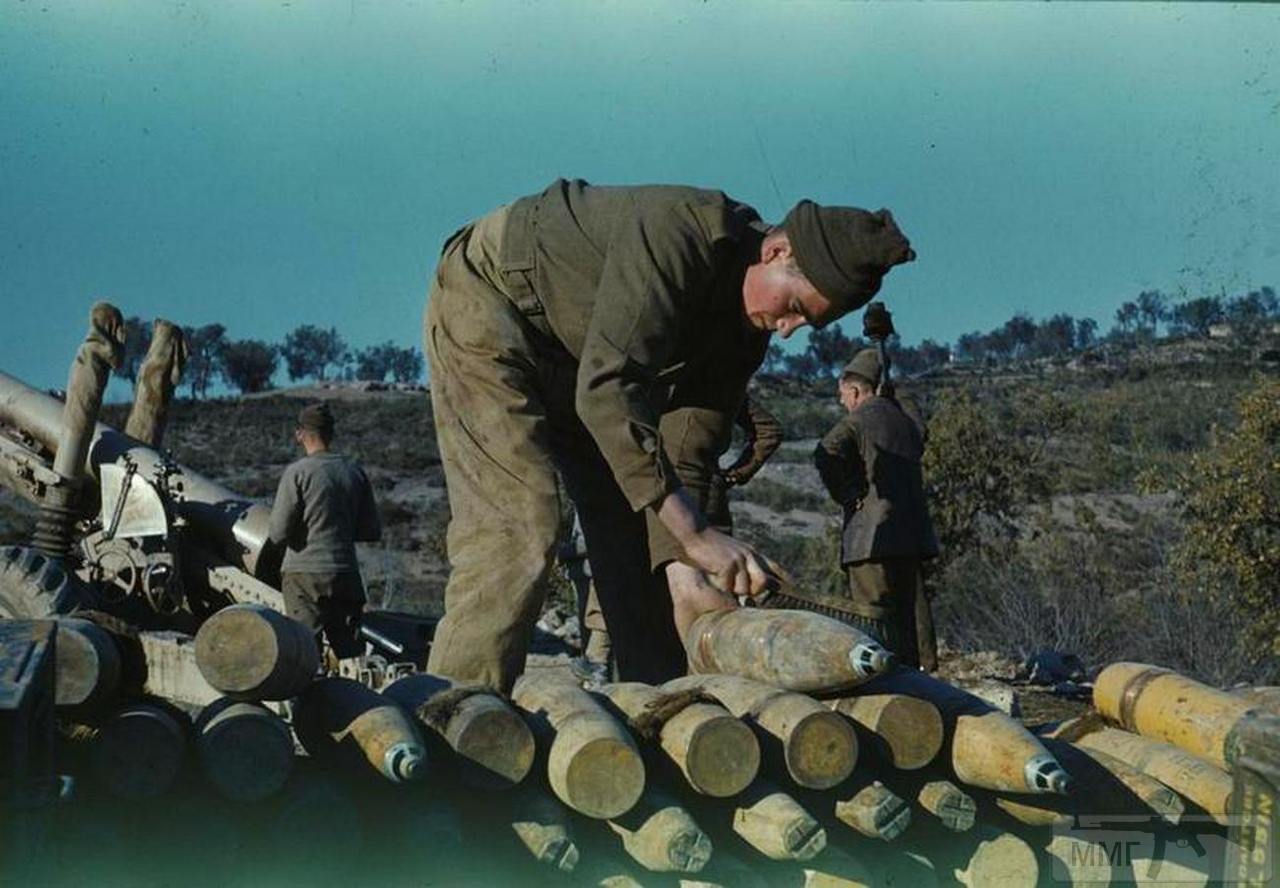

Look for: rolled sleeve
[644,405,736,569]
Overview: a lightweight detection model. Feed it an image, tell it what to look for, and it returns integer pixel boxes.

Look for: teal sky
[2,1,1278,397]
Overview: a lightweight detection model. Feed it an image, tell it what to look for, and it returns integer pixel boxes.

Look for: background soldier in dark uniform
[814,349,940,670]
[268,402,382,661]
[424,178,916,691]
[704,395,784,533]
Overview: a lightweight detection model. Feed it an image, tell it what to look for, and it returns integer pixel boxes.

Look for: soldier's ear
[760,230,793,264]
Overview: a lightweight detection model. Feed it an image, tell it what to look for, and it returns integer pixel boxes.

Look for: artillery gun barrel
[0,369,274,577]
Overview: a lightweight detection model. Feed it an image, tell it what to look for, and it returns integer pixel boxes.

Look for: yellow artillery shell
[1094,661,1261,769]
[954,828,1039,888]
[664,674,856,791]
[827,693,943,770]
[293,677,426,783]
[509,790,580,872]
[732,781,828,861]
[992,737,1184,827]
[194,603,319,701]
[607,789,713,873]
[599,681,760,797]
[512,672,645,820]
[684,607,894,693]
[1044,834,1117,887]
[53,617,122,713]
[1074,727,1232,825]
[848,669,1070,794]
[384,673,534,789]
[834,780,912,841]
[917,779,977,832]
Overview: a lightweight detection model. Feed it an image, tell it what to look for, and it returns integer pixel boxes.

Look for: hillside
[1,336,1276,689]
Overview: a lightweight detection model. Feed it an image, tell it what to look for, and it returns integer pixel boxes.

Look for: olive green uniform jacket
[425,179,769,691]
[814,395,938,565]
[814,395,939,668]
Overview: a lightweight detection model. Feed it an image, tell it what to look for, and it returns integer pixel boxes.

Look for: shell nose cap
[386,742,426,783]
[1025,753,1072,795]
[849,641,897,678]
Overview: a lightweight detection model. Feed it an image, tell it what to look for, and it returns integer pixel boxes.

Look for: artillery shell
[684,607,894,693]
[512,672,645,819]
[90,699,189,799]
[731,781,827,862]
[916,779,976,832]
[293,676,426,784]
[1094,661,1261,770]
[384,673,534,789]
[599,681,760,797]
[665,674,856,791]
[194,603,319,701]
[195,697,294,802]
[1074,728,1232,825]
[53,617,121,713]
[607,788,712,873]
[850,669,1070,794]
[827,693,943,770]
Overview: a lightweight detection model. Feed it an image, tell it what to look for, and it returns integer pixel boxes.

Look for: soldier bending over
[424,178,916,691]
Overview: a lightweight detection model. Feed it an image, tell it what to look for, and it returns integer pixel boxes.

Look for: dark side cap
[840,348,883,386]
[782,201,916,309]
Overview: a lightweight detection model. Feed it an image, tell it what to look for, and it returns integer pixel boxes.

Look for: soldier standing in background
[268,402,382,661]
[813,349,940,670]
[424,178,916,691]
[704,395,784,533]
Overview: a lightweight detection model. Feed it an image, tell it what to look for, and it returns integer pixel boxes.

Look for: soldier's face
[743,240,839,338]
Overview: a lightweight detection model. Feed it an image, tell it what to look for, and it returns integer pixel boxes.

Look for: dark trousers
[845,558,938,671]
[281,571,366,659]
[424,207,685,692]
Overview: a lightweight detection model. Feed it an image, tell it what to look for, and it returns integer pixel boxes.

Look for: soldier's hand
[683,526,782,600]
[666,561,737,639]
